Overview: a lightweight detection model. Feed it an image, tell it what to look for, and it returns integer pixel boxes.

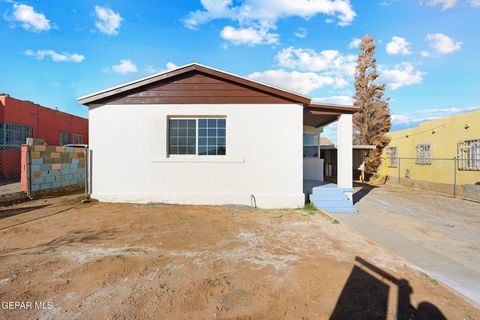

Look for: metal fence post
[26,144,32,199]
[453,156,457,198]
[84,146,89,200]
[397,158,401,186]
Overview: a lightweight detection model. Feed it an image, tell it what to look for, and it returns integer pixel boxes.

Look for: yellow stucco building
[383,109,480,197]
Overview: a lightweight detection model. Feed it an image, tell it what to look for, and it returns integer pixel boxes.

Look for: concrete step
[312,204,358,213]
[312,186,354,194]
[312,202,354,208]
[309,194,348,201]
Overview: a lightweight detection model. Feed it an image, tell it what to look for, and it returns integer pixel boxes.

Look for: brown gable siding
[98,71,297,105]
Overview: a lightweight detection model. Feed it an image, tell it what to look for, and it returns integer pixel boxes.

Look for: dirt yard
[0,195,479,319]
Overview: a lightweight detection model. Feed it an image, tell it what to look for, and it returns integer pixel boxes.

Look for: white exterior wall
[337,114,353,190]
[89,104,304,208]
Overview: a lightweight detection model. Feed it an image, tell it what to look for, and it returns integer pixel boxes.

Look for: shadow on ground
[331,256,446,320]
[0,205,50,220]
[353,182,378,205]
[0,227,119,258]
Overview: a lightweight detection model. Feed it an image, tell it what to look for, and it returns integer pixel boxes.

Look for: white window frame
[387,146,398,167]
[415,143,432,165]
[457,139,480,171]
[303,134,320,158]
[168,117,226,157]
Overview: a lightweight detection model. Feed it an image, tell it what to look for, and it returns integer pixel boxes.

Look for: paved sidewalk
[330,185,480,307]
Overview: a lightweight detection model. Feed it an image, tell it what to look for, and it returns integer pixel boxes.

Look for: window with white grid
[457,139,480,171]
[415,143,432,165]
[168,118,226,156]
[387,147,398,167]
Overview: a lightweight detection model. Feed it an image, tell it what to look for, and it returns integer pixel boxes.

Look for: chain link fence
[370,156,480,202]
[0,145,23,199]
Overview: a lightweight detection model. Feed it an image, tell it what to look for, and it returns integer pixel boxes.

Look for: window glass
[415,143,432,165]
[458,139,480,171]
[169,119,196,155]
[303,134,319,146]
[169,118,226,156]
[3,123,33,146]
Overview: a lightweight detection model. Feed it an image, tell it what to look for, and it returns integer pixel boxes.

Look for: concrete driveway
[329,184,480,307]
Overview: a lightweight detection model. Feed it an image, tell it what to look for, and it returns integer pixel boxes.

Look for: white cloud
[109,59,138,74]
[220,25,279,45]
[95,5,123,35]
[421,0,458,9]
[184,0,356,44]
[312,95,354,105]
[392,106,480,126]
[380,62,426,90]
[385,36,412,55]
[277,47,356,78]
[185,0,356,28]
[294,27,307,38]
[248,69,348,95]
[471,0,480,6]
[349,38,361,49]
[144,62,178,74]
[420,51,431,58]
[9,3,51,32]
[24,49,85,63]
[426,33,462,54]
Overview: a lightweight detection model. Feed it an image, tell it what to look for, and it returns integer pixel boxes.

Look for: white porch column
[337,114,353,189]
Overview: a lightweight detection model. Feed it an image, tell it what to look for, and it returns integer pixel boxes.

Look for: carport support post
[337,114,353,197]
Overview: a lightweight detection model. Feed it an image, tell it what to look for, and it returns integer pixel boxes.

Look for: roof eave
[77,63,311,106]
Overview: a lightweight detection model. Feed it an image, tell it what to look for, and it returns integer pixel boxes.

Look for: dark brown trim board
[78,63,310,106]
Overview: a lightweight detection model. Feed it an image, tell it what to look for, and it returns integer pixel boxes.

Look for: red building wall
[0,95,88,180]
[0,95,88,145]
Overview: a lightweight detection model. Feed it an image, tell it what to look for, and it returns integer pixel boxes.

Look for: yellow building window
[415,143,432,165]
[457,139,480,171]
[387,147,398,167]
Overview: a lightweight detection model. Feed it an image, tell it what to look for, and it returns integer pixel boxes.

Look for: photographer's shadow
[330,257,446,320]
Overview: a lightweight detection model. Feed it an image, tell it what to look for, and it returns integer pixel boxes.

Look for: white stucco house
[78,63,358,211]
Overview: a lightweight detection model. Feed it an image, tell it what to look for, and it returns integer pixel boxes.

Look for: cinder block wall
[21,140,86,193]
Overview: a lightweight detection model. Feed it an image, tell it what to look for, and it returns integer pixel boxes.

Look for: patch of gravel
[63,246,157,263]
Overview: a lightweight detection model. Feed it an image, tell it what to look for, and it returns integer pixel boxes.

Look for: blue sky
[1,0,479,139]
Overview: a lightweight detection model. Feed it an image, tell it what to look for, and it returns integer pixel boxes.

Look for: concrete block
[52,163,61,170]
[31,164,41,172]
[26,138,46,146]
[33,145,46,151]
[61,164,70,170]
[32,177,45,185]
[31,151,41,158]
[59,175,64,182]
[72,158,80,163]
[31,184,40,192]
[71,163,78,169]
[32,171,41,178]
[51,152,60,159]
[40,170,51,177]
[61,168,70,175]
[61,180,70,187]
[31,158,42,165]
[40,164,51,170]
[56,146,65,152]
[64,174,73,181]
[66,147,74,152]
[40,183,51,190]
[52,181,61,188]
[45,176,55,183]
